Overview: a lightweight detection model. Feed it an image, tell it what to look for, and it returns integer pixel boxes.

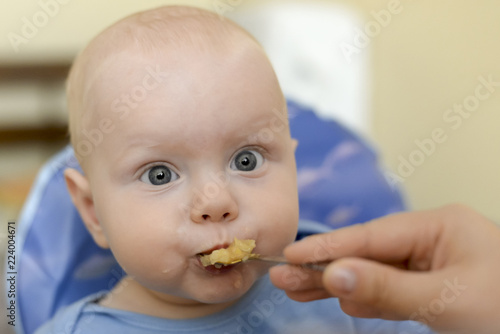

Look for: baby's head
[64,6,299,307]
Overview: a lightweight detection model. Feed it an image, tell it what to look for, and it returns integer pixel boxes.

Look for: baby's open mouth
[198,238,256,268]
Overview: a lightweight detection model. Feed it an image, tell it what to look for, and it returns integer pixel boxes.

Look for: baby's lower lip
[196,256,238,274]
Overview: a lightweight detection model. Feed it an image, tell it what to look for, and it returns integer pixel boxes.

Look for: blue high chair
[13,100,405,334]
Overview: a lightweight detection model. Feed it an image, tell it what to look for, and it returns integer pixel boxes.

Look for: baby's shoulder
[35,292,107,334]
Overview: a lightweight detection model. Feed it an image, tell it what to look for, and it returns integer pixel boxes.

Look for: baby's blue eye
[140,165,179,186]
[230,150,264,172]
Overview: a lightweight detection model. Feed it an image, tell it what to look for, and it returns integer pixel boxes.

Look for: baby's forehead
[68,6,279,167]
[82,6,254,64]
[74,7,264,106]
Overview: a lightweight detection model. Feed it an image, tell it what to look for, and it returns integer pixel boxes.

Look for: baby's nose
[190,184,239,224]
[200,211,233,223]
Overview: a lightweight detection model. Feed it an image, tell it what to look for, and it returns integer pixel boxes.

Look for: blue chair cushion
[288,100,405,239]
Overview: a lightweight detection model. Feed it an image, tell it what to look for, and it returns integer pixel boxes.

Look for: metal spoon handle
[251,255,327,272]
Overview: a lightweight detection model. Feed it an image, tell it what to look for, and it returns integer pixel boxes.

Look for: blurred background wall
[0,0,499,330]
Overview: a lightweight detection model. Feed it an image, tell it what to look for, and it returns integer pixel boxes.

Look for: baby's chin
[193,284,252,305]
[192,267,265,304]
[167,264,267,306]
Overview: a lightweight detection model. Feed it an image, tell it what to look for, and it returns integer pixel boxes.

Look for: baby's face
[84,46,299,304]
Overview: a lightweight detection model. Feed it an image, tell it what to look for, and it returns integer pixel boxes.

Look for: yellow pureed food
[200,238,256,267]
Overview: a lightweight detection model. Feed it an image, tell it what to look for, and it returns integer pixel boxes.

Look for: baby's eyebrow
[126,137,162,150]
[114,137,162,164]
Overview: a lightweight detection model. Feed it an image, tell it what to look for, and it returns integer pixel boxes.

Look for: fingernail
[330,268,357,293]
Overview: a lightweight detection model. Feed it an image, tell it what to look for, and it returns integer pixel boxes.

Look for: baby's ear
[291,138,299,151]
[64,168,109,249]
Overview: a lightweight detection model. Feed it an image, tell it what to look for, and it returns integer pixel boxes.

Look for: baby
[37,5,433,333]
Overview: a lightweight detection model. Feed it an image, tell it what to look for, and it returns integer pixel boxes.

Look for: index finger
[285,208,444,269]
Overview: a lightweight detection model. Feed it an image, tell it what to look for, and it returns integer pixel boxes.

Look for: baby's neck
[98,275,238,319]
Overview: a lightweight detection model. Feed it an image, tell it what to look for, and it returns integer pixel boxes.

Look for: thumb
[323,258,441,320]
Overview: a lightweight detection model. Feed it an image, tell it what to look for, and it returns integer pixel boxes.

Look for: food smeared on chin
[200,238,256,268]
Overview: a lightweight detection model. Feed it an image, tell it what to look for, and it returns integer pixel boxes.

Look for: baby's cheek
[131,250,189,293]
[259,230,295,256]
[266,220,297,254]
[158,256,188,278]
[174,223,196,243]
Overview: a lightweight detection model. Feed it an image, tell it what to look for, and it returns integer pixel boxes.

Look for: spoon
[214,255,327,271]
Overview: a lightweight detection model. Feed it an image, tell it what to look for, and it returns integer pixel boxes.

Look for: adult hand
[270,204,500,334]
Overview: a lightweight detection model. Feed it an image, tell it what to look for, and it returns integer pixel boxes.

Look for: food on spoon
[200,238,256,267]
